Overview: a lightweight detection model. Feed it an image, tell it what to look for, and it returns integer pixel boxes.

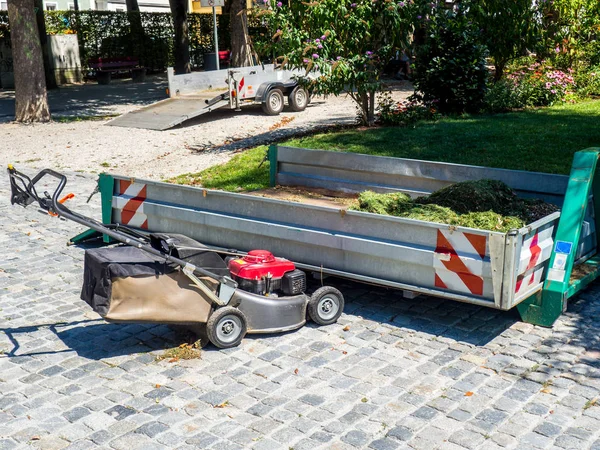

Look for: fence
[0,10,239,71]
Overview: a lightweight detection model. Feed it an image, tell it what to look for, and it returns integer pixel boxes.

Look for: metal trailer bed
[71,147,600,327]
[107,65,307,131]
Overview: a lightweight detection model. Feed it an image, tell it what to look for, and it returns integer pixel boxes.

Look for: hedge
[0,10,236,71]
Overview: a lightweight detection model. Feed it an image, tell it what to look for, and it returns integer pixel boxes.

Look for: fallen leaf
[214,401,229,408]
[30,436,40,441]
[294,368,299,375]
[464,391,474,397]
[343,325,350,331]
[155,384,161,388]
[342,351,348,355]
[168,358,179,363]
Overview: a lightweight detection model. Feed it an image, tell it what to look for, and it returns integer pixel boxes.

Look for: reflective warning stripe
[113,180,148,229]
[239,77,246,98]
[434,229,486,296]
[515,226,554,294]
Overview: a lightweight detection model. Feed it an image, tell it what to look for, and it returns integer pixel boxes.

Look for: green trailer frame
[517,148,600,326]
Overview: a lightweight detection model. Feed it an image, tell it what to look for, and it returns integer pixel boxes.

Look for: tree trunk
[230,0,253,67]
[7,0,51,122]
[169,0,190,74]
[494,60,506,82]
[34,0,57,90]
[126,0,145,64]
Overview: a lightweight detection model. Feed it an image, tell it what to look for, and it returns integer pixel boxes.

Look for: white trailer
[108,65,310,131]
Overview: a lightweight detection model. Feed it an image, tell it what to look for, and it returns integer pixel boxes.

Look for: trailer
[107,65,309,131]
[70,146,600,327]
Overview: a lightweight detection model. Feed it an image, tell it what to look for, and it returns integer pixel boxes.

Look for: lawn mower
[7,165,345,348]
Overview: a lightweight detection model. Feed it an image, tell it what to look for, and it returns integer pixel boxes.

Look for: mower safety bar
[6,165,239,303]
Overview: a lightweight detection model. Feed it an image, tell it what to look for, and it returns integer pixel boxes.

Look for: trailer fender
[255,81,297,103]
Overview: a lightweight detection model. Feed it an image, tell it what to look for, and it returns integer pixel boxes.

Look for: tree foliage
[412,6,488,113]
[466,0,538,81]
[255,0,418,125]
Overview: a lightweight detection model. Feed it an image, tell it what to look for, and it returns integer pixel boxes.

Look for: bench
[88,57,146,85]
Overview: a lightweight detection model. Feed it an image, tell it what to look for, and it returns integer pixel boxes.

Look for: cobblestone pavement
[1,169,600,450]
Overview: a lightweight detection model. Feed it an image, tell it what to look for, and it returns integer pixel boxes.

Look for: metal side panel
[106,96,228,130]
[276,147,569,204]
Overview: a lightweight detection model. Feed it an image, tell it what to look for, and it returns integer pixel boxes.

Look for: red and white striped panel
[112,180,148,229]
[515,226,554,296]
[433,229,487,296]
[239,77,246,98]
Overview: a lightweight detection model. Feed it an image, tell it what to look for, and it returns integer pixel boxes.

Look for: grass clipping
[350,180,559,232]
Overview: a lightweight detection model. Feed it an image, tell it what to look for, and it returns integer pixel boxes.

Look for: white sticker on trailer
[552,253,568,270]
[547,268,566,282]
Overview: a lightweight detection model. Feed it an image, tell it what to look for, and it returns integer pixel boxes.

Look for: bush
[484,60,579,111]
[483,78,524,112]
[377,92,441,126]
[575,66,600,98]
[411,7,488,114]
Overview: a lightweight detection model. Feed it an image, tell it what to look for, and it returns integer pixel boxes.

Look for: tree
[169,0,190,73]
[412,6,488,113]
[34,0,57,90]
[230,0,253,67]
[7,0,51,122]
[256,0,417,125]
[126,0,146,63]
[467,0,538,81]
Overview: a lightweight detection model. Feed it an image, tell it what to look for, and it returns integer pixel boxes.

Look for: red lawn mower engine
[227,250,307,296]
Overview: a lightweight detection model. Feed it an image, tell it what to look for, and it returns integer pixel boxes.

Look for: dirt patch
[249,185,358,209]
[570,263,598,283]
[253,180,559,232]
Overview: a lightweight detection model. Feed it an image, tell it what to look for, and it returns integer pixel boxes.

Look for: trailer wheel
[288,86,308,112]
[206,307,247,349]
[262,89,285,115]
[308,286,344,325]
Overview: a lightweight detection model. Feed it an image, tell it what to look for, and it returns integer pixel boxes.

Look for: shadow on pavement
[0,76,168,122]
[0,275,520,361]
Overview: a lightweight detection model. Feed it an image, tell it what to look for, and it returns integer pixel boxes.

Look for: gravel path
[0,79,413,181]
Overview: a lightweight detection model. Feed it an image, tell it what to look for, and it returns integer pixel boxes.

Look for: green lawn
[171,99,600,192]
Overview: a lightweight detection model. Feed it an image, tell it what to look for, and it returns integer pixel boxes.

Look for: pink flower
[321,35,326,40]
[551,89,557,94]
[276,1,282,6]
[312,53,319,58]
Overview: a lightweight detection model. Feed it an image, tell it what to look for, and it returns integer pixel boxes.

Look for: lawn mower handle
[6,165,238,295]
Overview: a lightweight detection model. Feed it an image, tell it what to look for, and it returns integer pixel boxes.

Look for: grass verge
[170,99,600,192]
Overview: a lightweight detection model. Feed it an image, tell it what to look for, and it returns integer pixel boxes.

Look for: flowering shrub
[378,93,440,126]
[507,62,576,107]
[484,62,578,112]
[253,0,419,125]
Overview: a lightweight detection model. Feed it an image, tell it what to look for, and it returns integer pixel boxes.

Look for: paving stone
[135,421,170,438]
[341,430,369,447]
[368,438,399,450]
[534,422,562,437]
[386,426,413,442]
[63,407,91,423]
